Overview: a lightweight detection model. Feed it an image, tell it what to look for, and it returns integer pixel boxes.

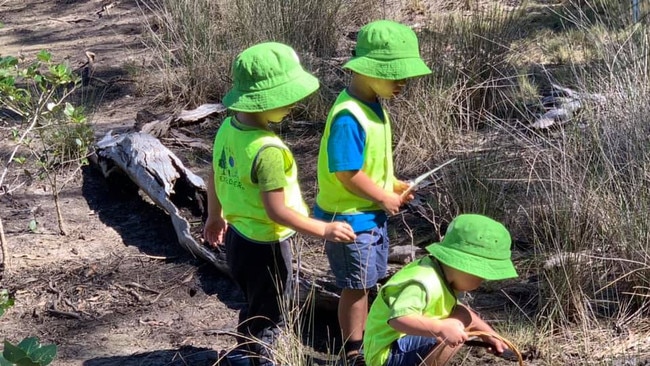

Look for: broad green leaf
[48,64,72,84]
[16,338,38,352]
[12,156,26,165]
[24,62,40,77]
[25,344,56,365]
[36,50,51,63]
[28,220,37,233]
[10,337,56,366]
[3,340,28,363]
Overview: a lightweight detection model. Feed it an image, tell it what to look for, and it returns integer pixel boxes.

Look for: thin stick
[48,307,82,320]
[0,216,7,274]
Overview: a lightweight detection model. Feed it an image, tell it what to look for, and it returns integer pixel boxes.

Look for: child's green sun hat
[343,20,432,80]
[426,214,518,280]
[223,42,320,112]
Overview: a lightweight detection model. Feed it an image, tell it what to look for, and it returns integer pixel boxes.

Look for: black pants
[225,228,293,365]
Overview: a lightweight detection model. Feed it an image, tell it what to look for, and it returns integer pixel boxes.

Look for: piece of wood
[94,131,230,276]
[140,103,226,137]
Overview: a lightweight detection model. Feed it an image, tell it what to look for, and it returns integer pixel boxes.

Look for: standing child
[203,42,356,366]
[314,20,432,365]
[363,214,518,366]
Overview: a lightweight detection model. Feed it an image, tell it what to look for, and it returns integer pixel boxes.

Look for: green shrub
[0,51,93,236]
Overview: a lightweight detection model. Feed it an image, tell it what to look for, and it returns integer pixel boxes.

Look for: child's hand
[203,215,227,247]
[479,333,508,355]
[379,192,403,215]
[436,318,469,347]
[324,222,356,242]
[393,180,415,203]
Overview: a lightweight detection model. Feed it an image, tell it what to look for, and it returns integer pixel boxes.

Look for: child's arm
[388,315,468,347]
[335,171,404,215]
[203,166,228,247]
[262,189,356,242]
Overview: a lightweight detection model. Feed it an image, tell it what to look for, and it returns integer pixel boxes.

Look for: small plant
[0,290,57,366]
[0,51,93,237]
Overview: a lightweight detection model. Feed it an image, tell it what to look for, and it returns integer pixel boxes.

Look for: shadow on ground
[80,165,244,307]
[82,345,219,366]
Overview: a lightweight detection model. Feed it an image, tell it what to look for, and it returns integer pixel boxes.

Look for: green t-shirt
[231,118,289,192]
[385,282,429,320]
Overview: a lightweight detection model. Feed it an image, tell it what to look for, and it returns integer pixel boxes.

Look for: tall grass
[484,9,650,356]
[138,0,385,107]
[390,3,650,355]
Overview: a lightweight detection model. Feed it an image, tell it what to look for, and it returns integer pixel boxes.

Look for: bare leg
[420,343,461,366]
[338,288,368,355]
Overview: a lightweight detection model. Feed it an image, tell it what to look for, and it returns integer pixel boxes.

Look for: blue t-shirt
[314,94,388,232]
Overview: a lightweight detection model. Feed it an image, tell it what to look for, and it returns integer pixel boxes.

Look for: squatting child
[363,214,518,366]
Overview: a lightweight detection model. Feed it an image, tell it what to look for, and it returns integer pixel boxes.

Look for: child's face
[259,104,296,123]
[452,272,483,292]
[367,78,407,99]
[443,265,484,292]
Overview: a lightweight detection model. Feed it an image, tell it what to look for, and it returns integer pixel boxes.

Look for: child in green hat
[363,214,519,366]
[314,20,432,365]
[203,42,356,366]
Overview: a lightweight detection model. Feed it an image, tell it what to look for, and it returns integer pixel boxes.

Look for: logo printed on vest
[217,147,243,190]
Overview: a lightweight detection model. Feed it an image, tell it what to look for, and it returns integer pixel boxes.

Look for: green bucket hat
[223,42,320,112]
[426,214,518,280]
[343,20,432,80]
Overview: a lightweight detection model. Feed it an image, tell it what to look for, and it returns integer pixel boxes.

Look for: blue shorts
[325,222,389,289]
[384,335,438,366]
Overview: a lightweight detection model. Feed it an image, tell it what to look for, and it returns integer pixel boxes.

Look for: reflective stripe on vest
[212,117,307,242]
[316,91,394,214]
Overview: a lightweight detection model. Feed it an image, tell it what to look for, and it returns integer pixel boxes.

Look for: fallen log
[93,131,231,272]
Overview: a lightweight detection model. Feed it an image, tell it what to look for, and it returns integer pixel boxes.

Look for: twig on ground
[115,283,144,302]
[48,306,82,320]
[126,282,160,294]
[0,217,7,274]
[130,254,178,260]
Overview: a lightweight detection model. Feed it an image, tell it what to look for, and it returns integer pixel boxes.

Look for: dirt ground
[1,1,641,366]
